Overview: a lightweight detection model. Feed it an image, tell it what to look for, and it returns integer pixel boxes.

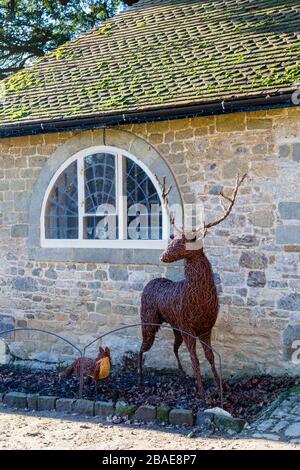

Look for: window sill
[28,245,180,266]
[41,239,168,250]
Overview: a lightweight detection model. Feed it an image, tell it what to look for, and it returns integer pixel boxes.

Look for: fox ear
[99,346,104,353]
[105,347,110,357]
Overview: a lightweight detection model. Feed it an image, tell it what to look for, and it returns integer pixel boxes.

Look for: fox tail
[60,362,75,379]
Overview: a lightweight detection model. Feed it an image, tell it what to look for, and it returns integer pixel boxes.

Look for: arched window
[41,146,168,248]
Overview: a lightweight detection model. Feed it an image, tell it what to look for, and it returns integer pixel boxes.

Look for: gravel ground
[0,407,298,450]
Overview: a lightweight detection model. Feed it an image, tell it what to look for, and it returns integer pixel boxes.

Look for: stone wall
[1,106,300,377]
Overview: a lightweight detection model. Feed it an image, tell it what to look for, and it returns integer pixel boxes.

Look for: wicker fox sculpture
[61,346,111,386]
[139,174,247,399]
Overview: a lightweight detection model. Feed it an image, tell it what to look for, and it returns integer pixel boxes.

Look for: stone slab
[95,401,114,418]
[134,405,156,423]
[73,399,95,417]
[38,396,57,411]
[3,392,27,409]
[169,409,194,426]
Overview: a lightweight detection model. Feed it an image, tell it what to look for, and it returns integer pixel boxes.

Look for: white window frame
[41,145,169,249]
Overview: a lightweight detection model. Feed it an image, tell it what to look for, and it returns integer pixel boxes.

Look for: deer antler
[200,173,247,236]
[156,173,247,238]
[155,175,183,234]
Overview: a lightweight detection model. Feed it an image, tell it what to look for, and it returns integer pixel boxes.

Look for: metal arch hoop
[84,323,223,408]
[0,328,82,355]
[0,324,223,408]
[0,328,84,398]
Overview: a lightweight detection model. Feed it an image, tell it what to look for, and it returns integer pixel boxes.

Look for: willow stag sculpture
[139,174,247,399]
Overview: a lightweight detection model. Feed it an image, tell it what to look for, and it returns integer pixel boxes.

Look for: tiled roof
[0,0,299,128]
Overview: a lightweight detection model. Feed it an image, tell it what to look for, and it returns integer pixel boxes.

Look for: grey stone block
[12,276,38,292]
[269,280,288,289]
[183,192,196,204]
[279,202,300,220]
[196,411,213,429]
[247,271,266,287]
[11,224,29,238]
[229,235,259,247]
[115,401,137,417]
[276,226,300,245]
[96,299,112,314]
[285,423,300,437]
[0,179,9,190]
[88,282,101,290]
[75,248,132,264]
[134,405,156,423]
[279,145,290,158]
[27,394,38,410]
[56,398,76,413]
[95,270,108,281]
[169,409,194,426]
[29,247,74,262]
[239,251,268,269]
[283,325,300,360]
[214,415,246,434]
[133,249,168,265]
[292,143,300,162]
[111,305,138,315]
[213,272,221,285]
[14,192,29,212]
[45,269,58,280]
[38,396,57,411]
[73,399,95,416]
[279,293,300,311]
[109,266,128,281]
[209,185,223,195]
[95,401,114,418]
[0,314,15,339]
[106,128,133,151]
[4,392,27,409]
[166,268,184,282]
[29,246,163,265]
[27,222,41,249]
[86,302,95,312]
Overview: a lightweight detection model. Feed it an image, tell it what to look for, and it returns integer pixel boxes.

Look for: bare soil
[0,407,298,450]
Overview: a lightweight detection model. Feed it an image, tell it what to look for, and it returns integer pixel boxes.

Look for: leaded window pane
[84,153,116,214]
[126,158,162,240]
[83,215,118,240]
[44,151,163,242]
[45,161,78,239]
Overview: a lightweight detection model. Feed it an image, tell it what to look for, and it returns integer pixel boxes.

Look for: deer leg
[173,329,184,374]
[199,332,221,394]
[183,335,205,400]
[138,326,157,386]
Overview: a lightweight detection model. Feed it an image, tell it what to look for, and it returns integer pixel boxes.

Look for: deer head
[156,173,247,262]
[160,233,204,263]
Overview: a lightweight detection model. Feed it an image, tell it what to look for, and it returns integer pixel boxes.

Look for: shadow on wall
[0,321,296,378]
[0,325,223,379]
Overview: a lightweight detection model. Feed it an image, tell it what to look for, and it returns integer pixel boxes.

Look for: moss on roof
[0,0,299,127]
